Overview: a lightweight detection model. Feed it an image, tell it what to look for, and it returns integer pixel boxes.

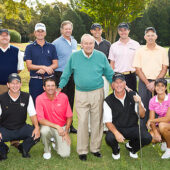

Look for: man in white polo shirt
[109,23,140,91]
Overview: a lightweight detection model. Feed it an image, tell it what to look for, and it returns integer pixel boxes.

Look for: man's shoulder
[129,39,140,45]
[93,49,106,57]
[102,39,111,46]
[9,45,19,51]
[52,36,63,44]
[156,45,166,52]
[0,92,8,99]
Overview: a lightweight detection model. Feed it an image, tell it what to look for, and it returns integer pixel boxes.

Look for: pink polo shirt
[149,93,170,118]
[109,39,140,72]
[36,92,73,127]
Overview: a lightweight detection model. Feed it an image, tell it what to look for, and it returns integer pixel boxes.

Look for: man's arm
[65,117,72,134]
[30,115,40,140]
[110,60,115,70]
[156,65,168,79]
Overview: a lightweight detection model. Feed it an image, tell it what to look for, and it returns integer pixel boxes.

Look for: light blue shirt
[52,36,77,72]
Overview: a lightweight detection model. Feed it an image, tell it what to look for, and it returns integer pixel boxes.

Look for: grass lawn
[1,44,170,170]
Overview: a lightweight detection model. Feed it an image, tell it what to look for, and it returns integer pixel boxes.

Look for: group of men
[0,20,169,162]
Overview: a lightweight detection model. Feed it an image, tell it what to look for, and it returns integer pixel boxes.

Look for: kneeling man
[36,78,72,159]
[104,73,152,159]
[0,73,40,161]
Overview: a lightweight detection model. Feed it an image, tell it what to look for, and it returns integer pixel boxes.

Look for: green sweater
[59,49,114,91]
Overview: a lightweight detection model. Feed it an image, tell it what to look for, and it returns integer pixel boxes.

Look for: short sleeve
[24,45,32,61]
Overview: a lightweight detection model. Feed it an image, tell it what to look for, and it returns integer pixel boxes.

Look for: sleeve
[103,56,114,83]
[51,44,58,60]
[65,96,73,118]
[162,48,169,66]
[149,97,155,111]
[132,49,142,68]
[24,45,32,61]
[103,101,112,123]
[35,97,45,121]
[59,55,73,89]
[27,96,36,117]
[17,50,24,70]
[0,104,2,116]
[108,45,115,61]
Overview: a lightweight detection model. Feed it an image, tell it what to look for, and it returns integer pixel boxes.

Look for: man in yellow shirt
[133,27,168,128]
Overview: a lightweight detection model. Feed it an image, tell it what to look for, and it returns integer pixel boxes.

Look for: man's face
[81,36,95,55]
[144,30,157,44]
[0,32,10,46]
[112,79,126,93]
[118,28,130,39]
[43,80,56,96]
[7,80,22,93]
[90,28,102,39]
[61,24,72,38]
[34,30,46,40]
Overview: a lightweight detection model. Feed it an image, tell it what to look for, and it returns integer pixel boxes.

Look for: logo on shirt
[48,50,50,54]
[57,104,61,106]
[129,48,135,51]
[20,103,25,107]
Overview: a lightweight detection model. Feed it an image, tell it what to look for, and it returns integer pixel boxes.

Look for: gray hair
[81,34,95,43]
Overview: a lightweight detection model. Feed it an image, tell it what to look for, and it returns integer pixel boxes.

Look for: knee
[105,132,116,145]
[159,122,168,134]
[141,133,152,145]
[40,126,51,137]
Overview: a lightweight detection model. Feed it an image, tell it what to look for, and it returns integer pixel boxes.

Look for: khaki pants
[75,88,104,155]
[40,125,70,157]
[0,85,8,95]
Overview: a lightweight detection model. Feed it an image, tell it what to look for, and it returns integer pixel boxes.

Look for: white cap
[35,23,46,31]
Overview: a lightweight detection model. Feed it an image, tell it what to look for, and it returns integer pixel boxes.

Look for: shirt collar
[114,90,126,101]
[8,91,20,101]
[33,40,47,46]
[155,94,168,102]
[82,49,94,58]
[144,44,158,50]
[117,38,132,45]
[95,37,103,45]
[44,91,60,101]
[0,44,10,52]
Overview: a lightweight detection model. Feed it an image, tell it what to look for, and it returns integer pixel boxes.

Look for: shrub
[9,29,21,43]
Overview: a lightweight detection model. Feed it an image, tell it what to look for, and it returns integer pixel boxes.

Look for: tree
[74,0,152,42]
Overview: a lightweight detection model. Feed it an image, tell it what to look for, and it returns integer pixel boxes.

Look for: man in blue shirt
[24,23,58,103]
[52,21,77,133]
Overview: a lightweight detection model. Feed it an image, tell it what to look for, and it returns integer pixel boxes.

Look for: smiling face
[43,80,56,96]
[118,28,130,40]
[0,32,10,47]
[90,27,102,39]
[7,79,22,94]
[112,79,126,94]
[34,30,46,41]
[144,30,157,45]
[61,23,73,39]
[155,82,166,95]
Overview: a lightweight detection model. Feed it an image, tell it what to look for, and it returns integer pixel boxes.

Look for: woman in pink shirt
[147,78,170,159]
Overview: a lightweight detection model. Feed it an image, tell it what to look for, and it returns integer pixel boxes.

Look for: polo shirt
[52,36,77,72]
[133,44,169,79]
[36,92,73,127]
[109,39,140,73]
[149,93,170,118]
[94,38,111,58]
[24,41,58,77]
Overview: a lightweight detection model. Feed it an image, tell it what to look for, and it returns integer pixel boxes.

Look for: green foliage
[9,29,21,43]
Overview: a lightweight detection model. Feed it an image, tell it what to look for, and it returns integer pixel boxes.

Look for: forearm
[65,117,73,133]
[135,68,149,85]
[26,62,46,71]
[110,61,115,70]
[106,122,119,135]
[156,66,167,79]
[50,60,58,70]
[30,115,40,129]
[152,116,170,123]
[38,119,60,130]
[139,102,145,118]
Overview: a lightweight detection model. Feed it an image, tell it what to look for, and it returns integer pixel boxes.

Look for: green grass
[1,45,170,170]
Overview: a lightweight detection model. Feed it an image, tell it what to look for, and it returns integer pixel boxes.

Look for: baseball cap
[118,23,129,30]
[145,27,156,34]
[112,73,125,82]
[155,78,167,87]
[35,23,46,31]
[8,73,21,83]
[0,29,9,35]
[90,23,102,30]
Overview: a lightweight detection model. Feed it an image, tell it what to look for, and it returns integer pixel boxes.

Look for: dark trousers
[0,124,40,155]
[125,73,137,92]
[29,78,44,104]
[105,126,152,154]
[138,79,153,128]
[54,71,75,110]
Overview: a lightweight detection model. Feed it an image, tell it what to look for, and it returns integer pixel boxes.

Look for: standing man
[109,23,140,91]
[24,23,58,104]
[58,34,114,161]
[133,27,169,127]
[0,29,24,94]
[36,78,72,159]
[52,20,77,133]
[104,73,152,160]
[90,23,111,97]
[0,73,40,160]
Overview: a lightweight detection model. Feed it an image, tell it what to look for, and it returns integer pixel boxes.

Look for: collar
[33,40,47,46]
[95,37,104,45]
[114,90,126,101]
[44,91,60,101]
[0,44,10,52]
[144,44,158,50]
[155,94,168,102]
[82,49,94,58]
[117,38,132,45]
[8,91,20,101]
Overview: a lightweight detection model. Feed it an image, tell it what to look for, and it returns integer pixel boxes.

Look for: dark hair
[43,77,56,86]
[154,78,168,94]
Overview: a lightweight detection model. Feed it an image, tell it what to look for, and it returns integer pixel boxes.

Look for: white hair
[81,34,95,43]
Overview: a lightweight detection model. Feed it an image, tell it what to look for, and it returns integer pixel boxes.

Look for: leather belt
[30,75,54,79]
[121,71,135,75]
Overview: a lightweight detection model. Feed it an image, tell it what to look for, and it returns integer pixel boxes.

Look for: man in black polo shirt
[103,73,152,160]
[0,73,40,161]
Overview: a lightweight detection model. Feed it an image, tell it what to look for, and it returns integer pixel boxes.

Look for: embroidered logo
[48,50,50,54]
[20,103,25,107]
[57,104,61,106]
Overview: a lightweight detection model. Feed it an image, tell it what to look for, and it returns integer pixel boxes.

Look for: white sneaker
[161,149,170,159]
[126,142,132,149]
[129,152,138,159]
[52,142,56,149]
[161,142,167,152]
[43,152,51,160]
[112,153,120,160]
[50,137,55,142]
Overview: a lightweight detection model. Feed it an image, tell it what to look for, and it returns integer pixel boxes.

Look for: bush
[9,29,21,43]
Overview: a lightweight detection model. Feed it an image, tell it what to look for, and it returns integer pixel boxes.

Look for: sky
[40,0,69,4]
